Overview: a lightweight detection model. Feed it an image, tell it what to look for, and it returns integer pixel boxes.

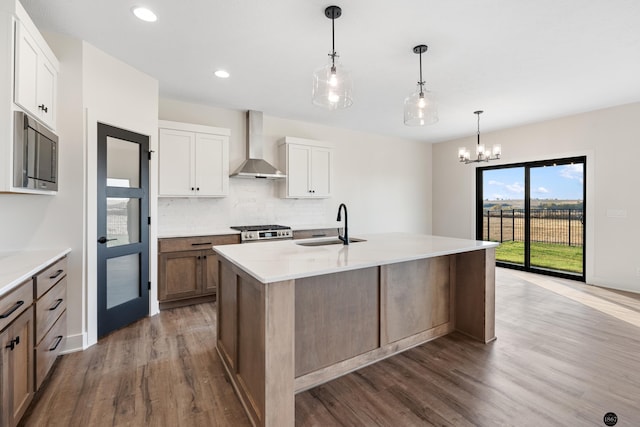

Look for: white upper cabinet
[14,19,58,129]
[158,121,230,197]
[279,137,333,199]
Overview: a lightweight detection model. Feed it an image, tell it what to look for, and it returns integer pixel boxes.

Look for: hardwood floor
[23,268,640,426]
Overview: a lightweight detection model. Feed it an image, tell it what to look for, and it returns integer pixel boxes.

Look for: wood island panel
[381,256,451,344]
[237,276,265,421]
[294,267,379,377]
[263,279,295,427]
[217,262,237,370]
[454,247,496,342]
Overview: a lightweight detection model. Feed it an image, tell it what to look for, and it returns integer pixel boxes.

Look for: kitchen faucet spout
[336,203,349,245]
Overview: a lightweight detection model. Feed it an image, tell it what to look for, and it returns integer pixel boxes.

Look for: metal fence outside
[483,209,584,247]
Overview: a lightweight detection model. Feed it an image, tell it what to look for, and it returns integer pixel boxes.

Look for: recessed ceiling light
[132,6,157,22]
[214,70,230,79]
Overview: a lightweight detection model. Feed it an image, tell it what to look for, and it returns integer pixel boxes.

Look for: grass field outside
[495,241,583,273]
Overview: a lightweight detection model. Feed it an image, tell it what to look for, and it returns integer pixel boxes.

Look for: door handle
[97,236,116,244]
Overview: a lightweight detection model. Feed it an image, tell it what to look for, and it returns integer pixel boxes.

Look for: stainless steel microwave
[13,111,58,191]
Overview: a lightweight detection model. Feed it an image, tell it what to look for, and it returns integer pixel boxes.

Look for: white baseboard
[61,332,88,354]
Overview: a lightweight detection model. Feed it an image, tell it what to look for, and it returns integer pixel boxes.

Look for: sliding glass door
[477,157,585,280]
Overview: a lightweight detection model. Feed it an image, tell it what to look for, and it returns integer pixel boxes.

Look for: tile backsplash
[157,179,332,235]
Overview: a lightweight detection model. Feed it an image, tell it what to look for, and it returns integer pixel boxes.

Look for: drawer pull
[191,242,212,246]
[0,300,24,319]
[49,269,64,279]
[49,335,63,351]
[50,298,64,311]
[311,234,327,237]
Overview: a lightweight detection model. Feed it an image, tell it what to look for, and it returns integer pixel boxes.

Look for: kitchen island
[214,233,498,427]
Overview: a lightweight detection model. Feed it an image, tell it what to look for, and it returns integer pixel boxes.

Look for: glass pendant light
[312,5,353,110]
[404,45,438,126]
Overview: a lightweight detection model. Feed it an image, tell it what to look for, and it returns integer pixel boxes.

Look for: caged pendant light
[458,110,501,164]
[312,5,353,110]
[404,45,438,126]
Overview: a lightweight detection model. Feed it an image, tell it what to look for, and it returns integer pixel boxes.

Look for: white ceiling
[20,0,640,143]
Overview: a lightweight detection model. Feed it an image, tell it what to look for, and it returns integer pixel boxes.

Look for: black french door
[476,156,586,281]
[97,123,150,338]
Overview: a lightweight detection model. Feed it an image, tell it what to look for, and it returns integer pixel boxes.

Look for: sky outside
[483,163,584,201]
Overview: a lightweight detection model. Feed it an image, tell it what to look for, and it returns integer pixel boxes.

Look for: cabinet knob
[196,187,200,191]
[191,187,195,191]
[38,104,48,113]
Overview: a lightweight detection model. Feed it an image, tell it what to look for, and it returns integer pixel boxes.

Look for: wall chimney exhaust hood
[230,110,286,179]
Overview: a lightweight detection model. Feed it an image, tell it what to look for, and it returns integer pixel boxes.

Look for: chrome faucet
[336,203,349,245]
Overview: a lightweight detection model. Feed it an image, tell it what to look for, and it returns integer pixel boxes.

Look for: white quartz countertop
[214,232,498,283]
[0,248,71,298]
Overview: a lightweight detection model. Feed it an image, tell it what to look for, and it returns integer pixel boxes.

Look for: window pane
[107,253,140,309]
[529,163,584,274]
[482,167,525,266]
[107,136,139,188]
[107,198,139,247]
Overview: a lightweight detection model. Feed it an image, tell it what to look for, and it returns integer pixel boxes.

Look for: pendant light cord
[477,112,481,146]
[418,51,424,97]
[331,15,336,70]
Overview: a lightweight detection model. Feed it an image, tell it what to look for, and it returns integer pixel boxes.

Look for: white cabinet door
[280,140,333,199]
[36,59,56,127]
[14,22,58,129]
[14,23,39,116]
[159,129,195,196]
[310,147,332,197]
[287,144,312,197]
[158,124,230,197]
[195,133,229,196]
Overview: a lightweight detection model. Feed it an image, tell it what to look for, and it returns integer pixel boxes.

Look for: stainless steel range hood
[230,110,286,179]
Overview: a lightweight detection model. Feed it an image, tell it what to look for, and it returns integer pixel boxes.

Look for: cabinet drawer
[35,277,67,344]
[35,311,66,390]
[159,234,240,253]
[0,279,33,332]
[35,256,67,298]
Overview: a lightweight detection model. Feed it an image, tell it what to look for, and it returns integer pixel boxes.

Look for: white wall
[0,32,87,351]
[82,42,158,346]
[158,98,432,235]
[1,32,159,351]
[432,102,640,293]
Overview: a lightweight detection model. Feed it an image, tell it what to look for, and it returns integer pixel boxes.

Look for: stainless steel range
[230,224,293,243]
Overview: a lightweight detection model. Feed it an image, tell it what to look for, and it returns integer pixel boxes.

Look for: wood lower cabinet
[158,234,240,309]
[1,305,34,427]
[0,253,68,427]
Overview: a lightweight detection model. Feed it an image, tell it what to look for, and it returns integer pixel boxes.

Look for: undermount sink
[295,237,367,247]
